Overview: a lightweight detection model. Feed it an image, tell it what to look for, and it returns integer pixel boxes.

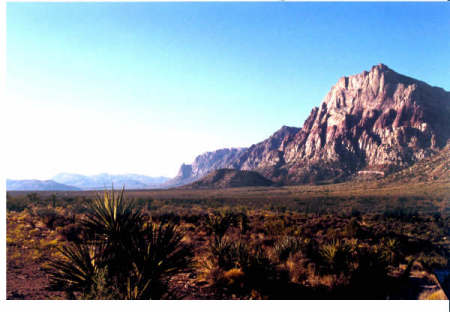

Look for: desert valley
[6,64,450,299]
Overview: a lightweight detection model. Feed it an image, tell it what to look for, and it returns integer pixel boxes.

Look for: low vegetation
[7,180,450,299]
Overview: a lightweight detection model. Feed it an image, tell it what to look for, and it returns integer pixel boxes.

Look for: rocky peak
[175,164,192,180]
[281,64,450,183]
[167,64,449,187]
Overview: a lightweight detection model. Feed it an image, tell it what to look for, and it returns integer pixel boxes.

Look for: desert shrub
[383,207,419,221]
[201,234,283,296]
[416,252,448,270]
[273,236,304,262]
[26,192,41,205]
[60,223,84,243]
[235,212,250,234]
[344,219,363,238]
[239,245,281,289]
[349,246,390,297]
[6,195,28,212]
[153,212,181,225]
[318,240,353,275]
[47,188,192,299]
[204,211,236,238]
[379,238,401,266]
[35,208,64,229]
[49,194,58,208]
[207,236,244,271]
[124,222,193,299]
[264,218,286,236]
[302,238,322,265]
[182,213,205,225]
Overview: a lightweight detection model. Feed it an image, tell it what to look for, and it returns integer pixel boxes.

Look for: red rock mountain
[167,64,450,186]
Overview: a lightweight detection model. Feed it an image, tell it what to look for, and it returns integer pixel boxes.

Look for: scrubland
[6,180,449,299]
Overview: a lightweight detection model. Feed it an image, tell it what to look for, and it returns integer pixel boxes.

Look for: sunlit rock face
[169,64,450,186]
[277,64,450,183]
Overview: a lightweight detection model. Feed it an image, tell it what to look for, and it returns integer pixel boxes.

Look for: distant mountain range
[7,64,449,191]
[52,173,169,190]
[166,64,450,187]
[7,173,170,191]
[6,179,81,191]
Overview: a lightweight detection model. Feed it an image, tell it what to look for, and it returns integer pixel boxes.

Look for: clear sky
[5,2,450,179]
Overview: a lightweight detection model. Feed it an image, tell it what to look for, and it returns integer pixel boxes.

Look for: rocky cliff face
[169,64,450,186]
[166,148,246,187]
[232,125,301,182]
[279,64,450,183]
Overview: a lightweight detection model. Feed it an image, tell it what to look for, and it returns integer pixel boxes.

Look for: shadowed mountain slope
[180,169,274,189]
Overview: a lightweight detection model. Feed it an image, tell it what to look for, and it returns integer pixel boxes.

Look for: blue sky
[6,2,450,179]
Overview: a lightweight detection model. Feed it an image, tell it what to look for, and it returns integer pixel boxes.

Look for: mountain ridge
[167,64,450,187]
[6,173,170,191]
[180,169,274,189]
[52,173,170,190]
[6,179,81,191]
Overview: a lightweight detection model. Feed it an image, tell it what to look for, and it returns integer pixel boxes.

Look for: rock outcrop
[278,63,450,183]
[165,148,246,187]
[168,64,450,186]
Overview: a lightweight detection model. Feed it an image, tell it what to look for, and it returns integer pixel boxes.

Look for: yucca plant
[80,187,144,287]
[319,240,352,274]
[127,222,193,299]
[273,236,303,262]
[380,238,400,266]
[82,187,143,242]
[235,212,250,234]
[204,211,235,238]
[47,187,192,299]
[47,243,98,296]
[209,236,240,270]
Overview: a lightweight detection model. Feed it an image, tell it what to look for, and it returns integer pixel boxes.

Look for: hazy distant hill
[52,173,169,190]
[6,179,81,191]
[181,169,273,189]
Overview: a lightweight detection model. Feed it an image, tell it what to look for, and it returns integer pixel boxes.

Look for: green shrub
[47,188,192,299]
[6,195,28,212]
[318,240,352,275]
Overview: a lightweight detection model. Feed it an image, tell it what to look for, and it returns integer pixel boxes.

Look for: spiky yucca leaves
[127,222,193,299]
[273,236,304,262]
[80,188,144,288]
[319,240,353,275]
[201,237,283,297]
[209,236,239,270]
[204,211,235,238]
[379,238,400,266]
[47,188,193,299]
[47,243,97,295]
[82,187,143,242]
[199,236,249,286]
